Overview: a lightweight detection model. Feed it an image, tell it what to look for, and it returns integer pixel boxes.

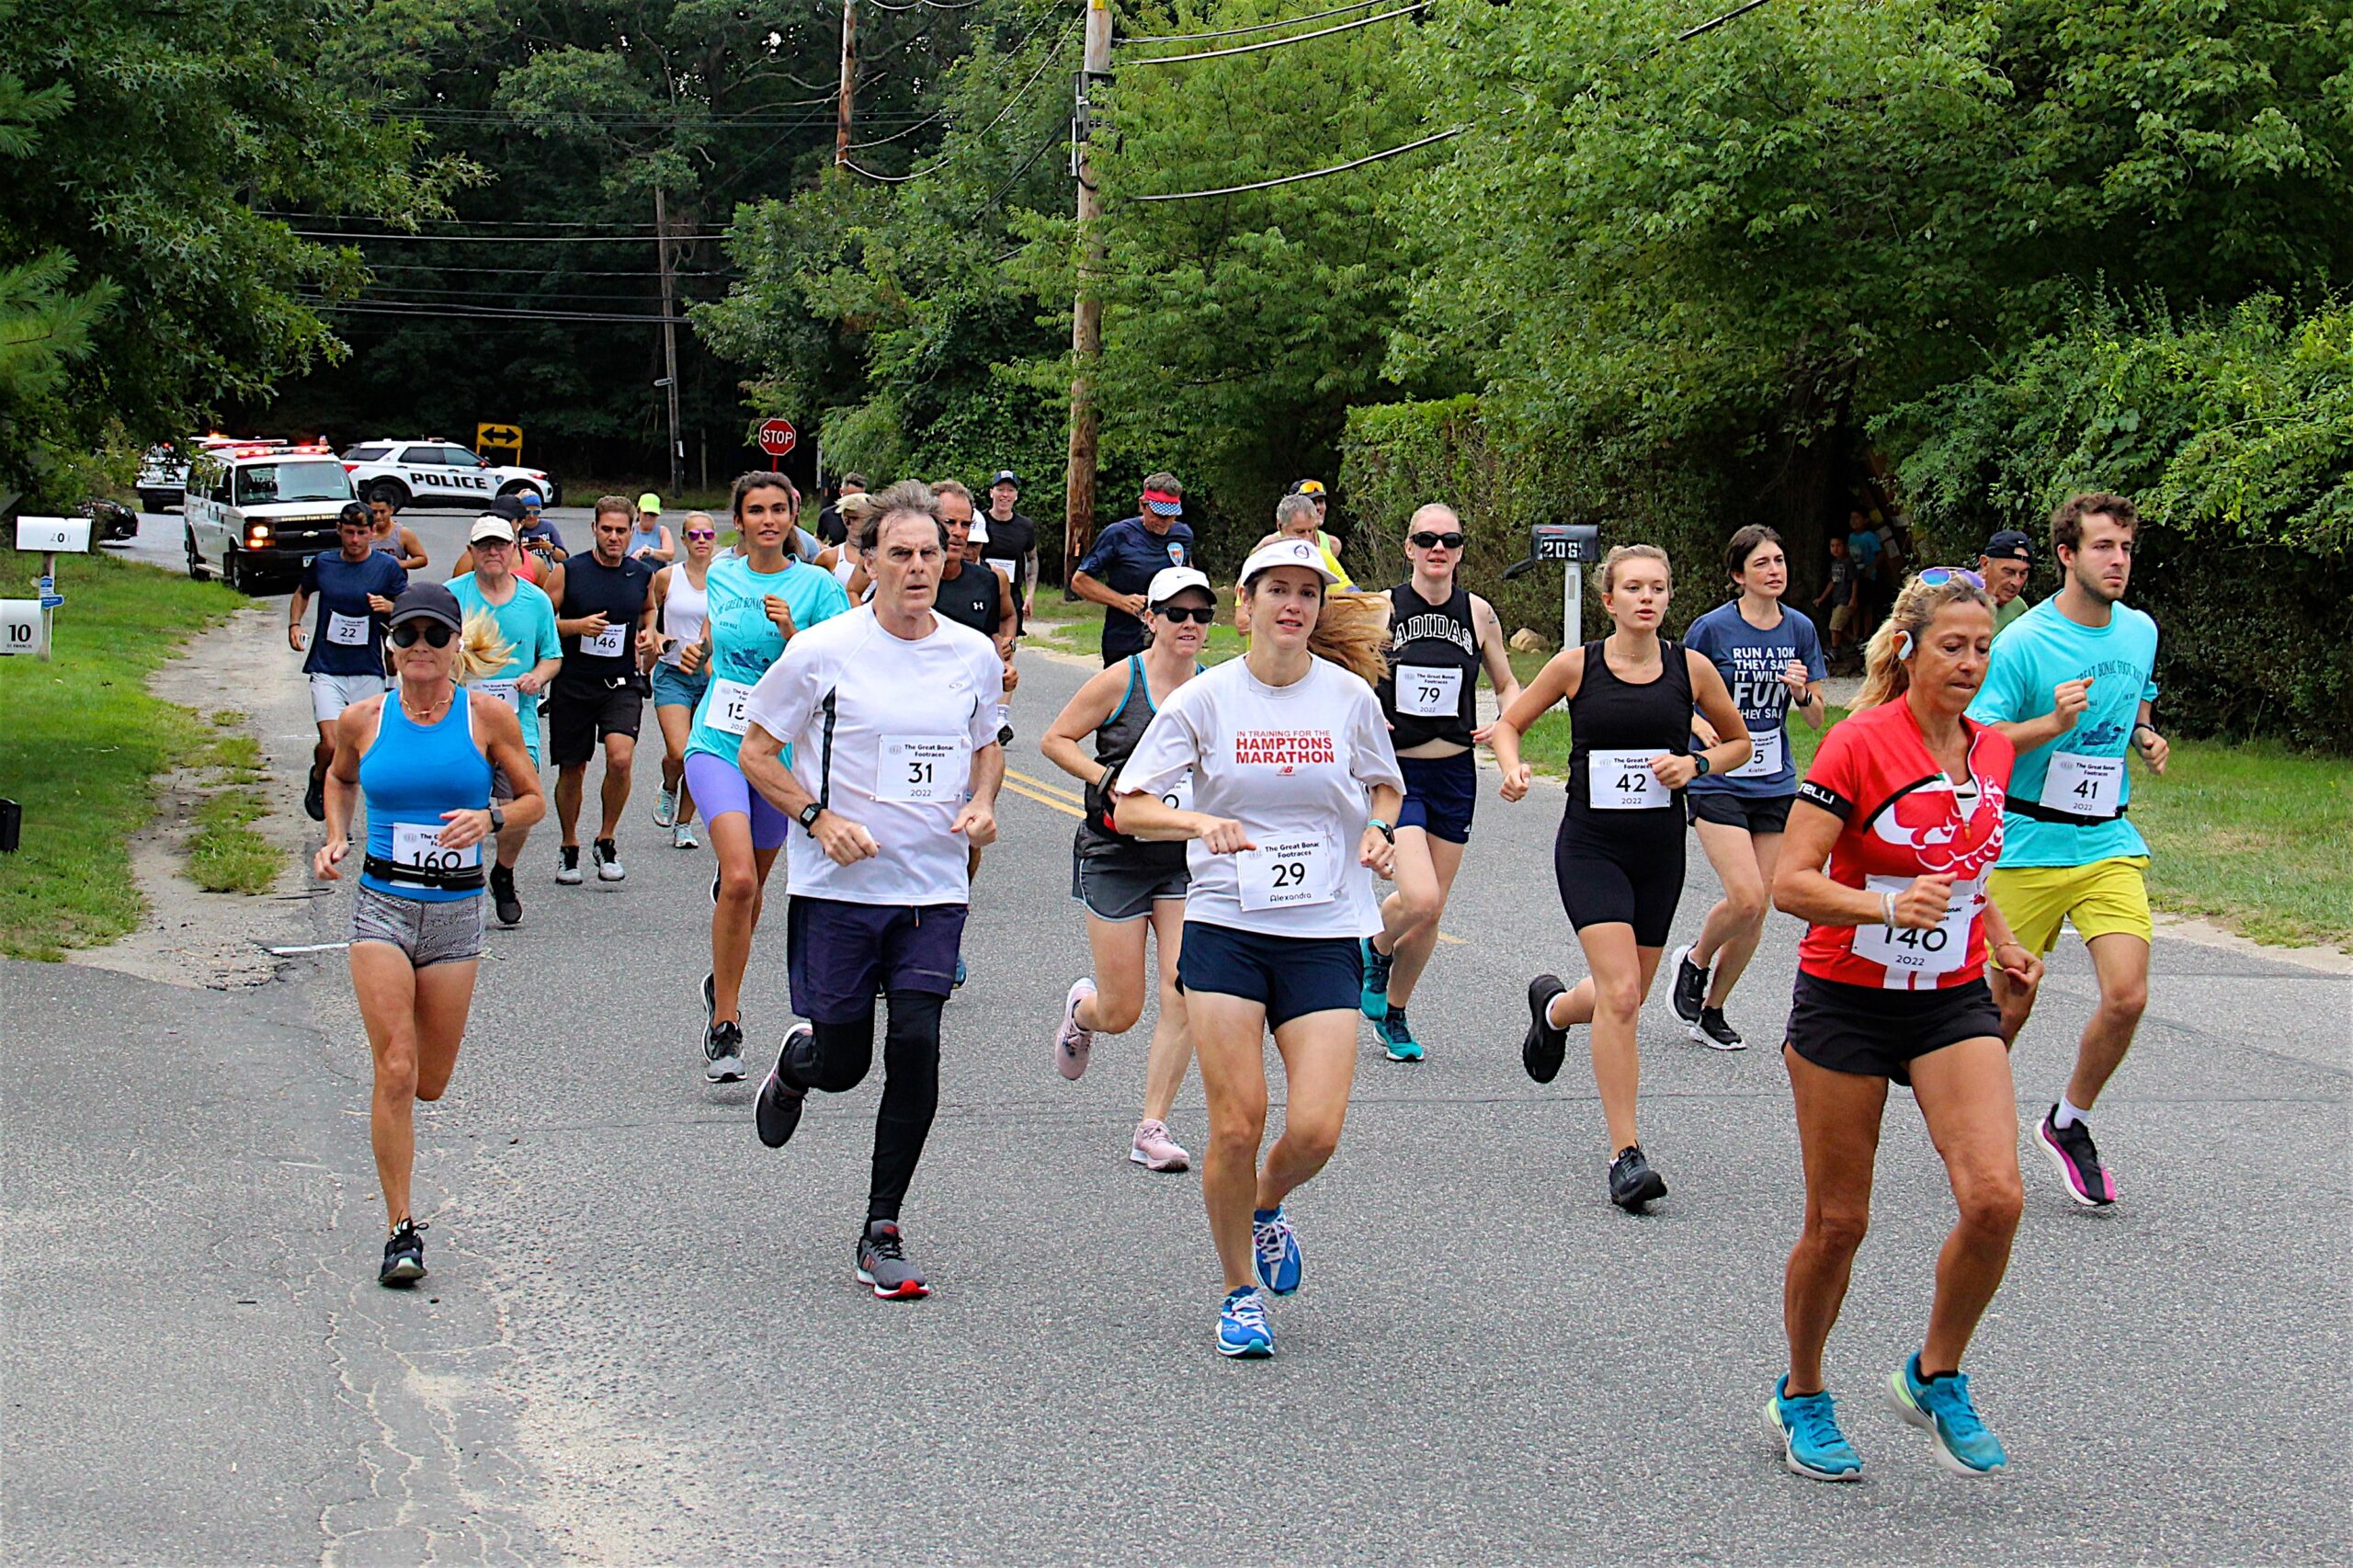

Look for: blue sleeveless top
[359,690,494,903]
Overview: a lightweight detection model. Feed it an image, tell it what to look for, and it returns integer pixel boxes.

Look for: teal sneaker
[1887,1353,2007,1476]
[1763,1377,1862,1482]
[1216,1286,1273,1358]
[1358,937,1393,1021]
[1377,1006,1424,1062]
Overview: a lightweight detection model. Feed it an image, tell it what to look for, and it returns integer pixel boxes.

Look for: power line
[1117,0,1389,43]
[971,126,1066,220]
[1120,2,1425,63]
[309,300,690,324]
[1673,0,1777,42]
[841,17,1077,181]
[287,229,725,244]
[362,263,733,277]
[1127,125,1462,199]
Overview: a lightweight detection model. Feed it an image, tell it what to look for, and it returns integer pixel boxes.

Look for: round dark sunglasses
[389,621,456,649]
[1154,604,1217,624]
[1409,531,1466,550]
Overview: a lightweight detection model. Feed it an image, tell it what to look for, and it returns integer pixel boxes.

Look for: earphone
[1895,630,1915,661]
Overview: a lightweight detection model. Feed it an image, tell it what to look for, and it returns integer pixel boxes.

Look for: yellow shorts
[1986,858,2153,956]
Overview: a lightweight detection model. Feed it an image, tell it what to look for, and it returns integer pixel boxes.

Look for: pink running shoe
[1055,979,1097,1080]
[1131,1119,1190,1172]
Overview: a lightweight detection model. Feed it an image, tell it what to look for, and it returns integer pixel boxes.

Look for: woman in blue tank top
[313,585,544,1288]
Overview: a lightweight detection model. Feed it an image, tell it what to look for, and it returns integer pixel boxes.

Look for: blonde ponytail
[1308,589,1390,687]
[456,608,517,685]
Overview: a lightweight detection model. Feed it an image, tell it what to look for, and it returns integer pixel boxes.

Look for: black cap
[487,494,528,522]
[991,470,1020,489]
[387,583,463,633]
[1982,529,2033,563]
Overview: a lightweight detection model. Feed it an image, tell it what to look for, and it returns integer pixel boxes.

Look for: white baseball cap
[1237,537,1340,587]
[1146,566,1213,606]
[469,515,517,544]
[966,517,990,544]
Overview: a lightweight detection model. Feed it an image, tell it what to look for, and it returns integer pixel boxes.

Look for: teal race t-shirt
[448,572,562,767]
[684,554,851,767]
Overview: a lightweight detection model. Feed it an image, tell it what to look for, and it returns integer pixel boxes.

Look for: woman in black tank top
[1487,544,1752,1211]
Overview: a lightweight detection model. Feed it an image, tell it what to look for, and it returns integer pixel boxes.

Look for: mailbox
[15,516,94,553]
[1530,522,1600,565]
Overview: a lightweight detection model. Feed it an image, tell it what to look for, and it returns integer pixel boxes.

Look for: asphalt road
[6,516,2348,1563]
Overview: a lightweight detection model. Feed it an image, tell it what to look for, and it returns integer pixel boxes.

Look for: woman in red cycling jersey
[1763,568,2043,1484]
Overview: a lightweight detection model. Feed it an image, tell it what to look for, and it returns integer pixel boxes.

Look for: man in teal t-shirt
[448,516,563,927]
[1966,493,2168,1212]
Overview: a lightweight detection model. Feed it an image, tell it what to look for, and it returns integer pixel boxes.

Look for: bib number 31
[879,735,965,803]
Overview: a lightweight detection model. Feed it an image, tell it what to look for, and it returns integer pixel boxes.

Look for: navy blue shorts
[1397,751,1476,845]
[1176,921,1360,1029]
[787,896,968,1023]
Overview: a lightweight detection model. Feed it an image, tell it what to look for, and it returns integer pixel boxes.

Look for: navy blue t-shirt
[1684,599,1825,798]
[300,551,409,677]
[1078,515,1194,659]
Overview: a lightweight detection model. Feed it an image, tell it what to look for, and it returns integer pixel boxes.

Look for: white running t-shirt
[1118,655,1403,939]
[743,606,1004,906]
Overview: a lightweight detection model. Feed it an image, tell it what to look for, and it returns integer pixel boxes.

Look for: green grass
[186,790,278,894]
[0,553,244,960]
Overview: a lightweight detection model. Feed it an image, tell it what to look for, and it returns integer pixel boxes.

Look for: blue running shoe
[1764,1376,1862,1482]
[1252,1206,1302,1295]
[1887,1353,2007,1476]
[1217,1286,1273,1358]
[953,954,967,990]
[1378,1006,1424,1062]
[1358,937,1392,1021]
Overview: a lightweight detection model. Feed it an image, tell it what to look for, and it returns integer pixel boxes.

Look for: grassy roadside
[0,553,244,960]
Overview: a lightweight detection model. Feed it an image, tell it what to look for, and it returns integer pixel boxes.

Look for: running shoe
[554,844,583,884]
[671,820,698,849]
[1668,942,1708,1024]
[953,955,967,989]
[705,1020,745,1084]
[1252,1206,1302,1296]
[701,970,717,1028]
[653,786,677,828]
[756,1026,811,1148]
[593,837,625,882]
[1054,978,1097,1080]
[378,1218,426,1286]
[303,762,327,824]
[1608,1145,1668,1211]
[1689,1006,1745,1051]
[1522,974,1569,1084]
[856,1220,930,1301]
[710,867,721,904]
[2036,1106,2117,1208]
[1358,936,1393,1021]
[1217,1286,1273,1358]
[1887,1352,2007,1476]
[1130,1119,1190,1172]
[489,864,522,928]
[1377,1006,1424,1062]
[1764,1377,1863,1482]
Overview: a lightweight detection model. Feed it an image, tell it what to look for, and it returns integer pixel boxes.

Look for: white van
[182,443,358,592]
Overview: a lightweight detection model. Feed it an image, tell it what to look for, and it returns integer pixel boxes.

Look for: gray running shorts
[350,883,485,968]
[1072,855,1189,924]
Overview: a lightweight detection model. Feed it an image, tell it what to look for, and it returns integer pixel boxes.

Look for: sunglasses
[389,621,456,649]
[686,529,717,540]
[1409,531,1466,550]
[1918,566,1986,589]
[1154,604,1216,624]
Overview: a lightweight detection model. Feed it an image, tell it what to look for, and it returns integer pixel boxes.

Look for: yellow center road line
[1004,767,1084,806]
[1001,778,1083,818]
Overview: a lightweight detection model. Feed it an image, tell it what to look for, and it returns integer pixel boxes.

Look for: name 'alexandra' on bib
[1233,730,1336,767]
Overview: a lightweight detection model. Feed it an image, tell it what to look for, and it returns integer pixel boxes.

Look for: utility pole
[653,185,684,498]
[835,0,858,166]
[1061,0,1113,589]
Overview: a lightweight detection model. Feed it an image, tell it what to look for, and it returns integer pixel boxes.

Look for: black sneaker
[489,864,522,927]
[592,837,625,882]
[1522,974,1569,1084]
[856,1220,930,1301]
[756,1025,812,1148]
[1668,943,1708,1023]
[1608,1145,1668,1211]
[706,1020,745,1083]
[303,762,327,823]
[378,1218,427,1286]
[554,844,583,885]
[2036,1107,2118,1208]
[1689,1006,1745,1051]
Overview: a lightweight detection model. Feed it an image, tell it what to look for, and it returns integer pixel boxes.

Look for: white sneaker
[672,820,699,849]
[653,787,677,828]
[554,845,584,884]
[1054,979,1097,1081]
[1131,1119,1190,1172]
[593,839,626,881]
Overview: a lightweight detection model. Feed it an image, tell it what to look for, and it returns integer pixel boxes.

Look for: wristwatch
[1692,752,1712,777]
[486,803,506,834]
[1367,817,1395,843]
[798,801,825,835]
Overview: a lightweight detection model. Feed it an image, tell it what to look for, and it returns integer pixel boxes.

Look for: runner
[934,480,1018,759]
[1288,478,1341,563]
[1358,504,1519,1061]
[445,517,562,927]
[1488,543,1751,1210]
[1764,567,2036,1481]
[291,502,407,823]
[979,469,1039,629]
[1668,525,1829,1050]
[311,584,544,1285]
[542,496,658,885]
[369,495,429,573]
[1040,566,1214,1173]
[1255,494,1355,591]
[1071,472,1194,665]
[830,492,878,601]
[1977,528,2034,637]
[1967,493,2165,1209]
[1109,537,1402,1358]
[815,472,866,548]
[630,492,676,563]
[649,511,717,852]
[678,472,851,1081]
[745,481,1004,1301]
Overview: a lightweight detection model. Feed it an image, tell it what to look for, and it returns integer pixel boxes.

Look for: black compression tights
[783,992,946,1223]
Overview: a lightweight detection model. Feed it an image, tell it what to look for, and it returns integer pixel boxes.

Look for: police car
[340,438,559,512]
[181,442,358,592]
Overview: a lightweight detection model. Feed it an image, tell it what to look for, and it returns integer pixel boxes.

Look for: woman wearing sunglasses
[1040,567,1215,1174]
[313,584,545,1287]
[649,512,719,851]
[1357,504,1520,1062]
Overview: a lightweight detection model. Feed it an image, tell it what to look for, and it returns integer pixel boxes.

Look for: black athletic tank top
[1376,583,1479,750]
[936,558,1002,639]
[1076,656,1188,869]
[1563,639,1694,833]
[558,555,655,681]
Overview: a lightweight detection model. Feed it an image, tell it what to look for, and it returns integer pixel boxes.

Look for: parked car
[137,435,274,513]
[341,439,559,511]
[182,442,357,592]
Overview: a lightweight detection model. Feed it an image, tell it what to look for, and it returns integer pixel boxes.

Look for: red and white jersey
[1795,701,2013,990]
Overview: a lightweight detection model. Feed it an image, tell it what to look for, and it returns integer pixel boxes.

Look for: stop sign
[756,418,797,458]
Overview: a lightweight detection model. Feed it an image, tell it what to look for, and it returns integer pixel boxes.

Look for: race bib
[1729,725,1786,779]
[1397,665,1463,719]
[579,623,626,657]
[1587,749,1667,810]
[1160,770,1195,813]
[325,610,369,647]
[2040,752,2123,818]
[473,678,519,710]
[1237,835,1336,912]
[706,677,755,737]
[879,735,965,803]
[390,821,480,873]
[1852,874,1980,980]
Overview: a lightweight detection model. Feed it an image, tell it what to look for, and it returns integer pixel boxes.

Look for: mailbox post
[10,515,95,660]
[1526,522,1601,648]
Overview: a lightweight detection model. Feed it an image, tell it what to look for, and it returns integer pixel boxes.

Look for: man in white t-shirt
[739,480,1005,1301]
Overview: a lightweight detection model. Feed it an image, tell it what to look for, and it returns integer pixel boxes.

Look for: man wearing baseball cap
[1073,471,1195,665]
[980,469,1039,628]
[447,516,563,926]
[1979,528,2035,637]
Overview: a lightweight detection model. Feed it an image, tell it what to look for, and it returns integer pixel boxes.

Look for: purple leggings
[684,750,791,850]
